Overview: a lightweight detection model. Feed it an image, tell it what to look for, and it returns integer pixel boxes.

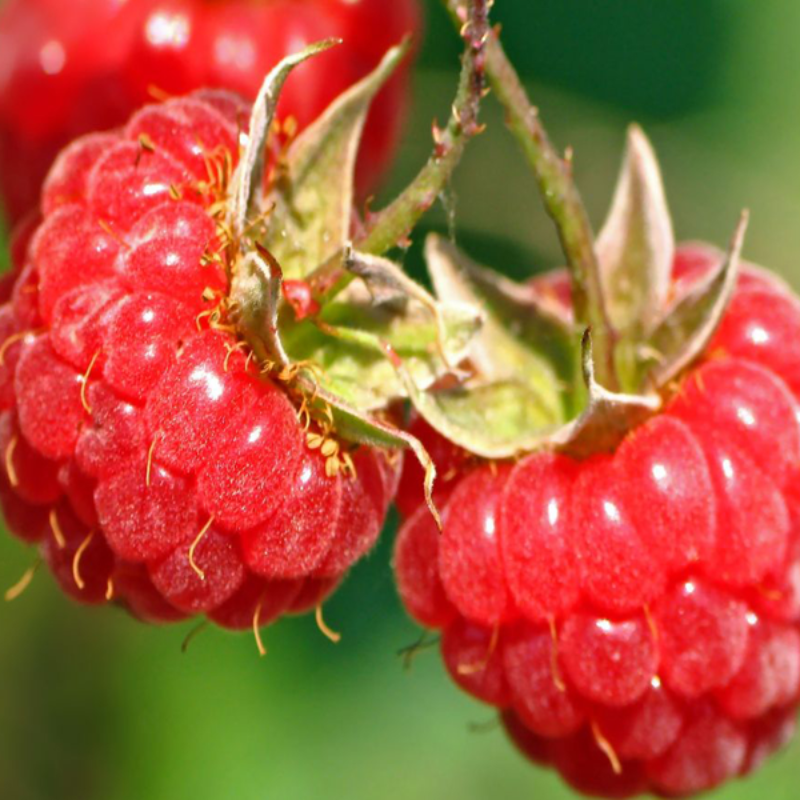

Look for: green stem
[442,1,618,389]
[306,0,490,302]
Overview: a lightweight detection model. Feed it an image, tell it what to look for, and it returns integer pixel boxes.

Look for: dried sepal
[646,211,748,388]
[596,125,674,337]
[219,23,490,470]
[229,246,291,366]
[553,329,660,458]
[228,39,340,240]
[262,42,410,279]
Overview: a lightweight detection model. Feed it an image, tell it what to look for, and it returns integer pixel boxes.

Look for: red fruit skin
[441,618,510,707]
[394,253,800,797]
[286,575,341,616]
[312,448,394,578]
[560,612,658,708]
[572,455,666,616]
[0,90,398,634]
[395,414,469,518]
[500,452,581,622]
[551,728,646,799]
[0,477,49,544]
[113,563,190,625]
[208,575,301,631]
[616,416,716,573]
[502,622,585,739]
[393,500,456,629]
[593,679,685,762]
[438,465,515,627]
[646,701,748,796]
[41,502,115,606]
[0,0,420,224]
[241,448,342,580]
[148,524,246,613]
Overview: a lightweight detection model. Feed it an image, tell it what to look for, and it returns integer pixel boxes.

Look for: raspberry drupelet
[395,244,800,798]
[0,88,400,640]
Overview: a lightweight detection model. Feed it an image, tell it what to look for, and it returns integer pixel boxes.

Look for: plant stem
[360,0,488,254]
[306,0,490,302]
[442,0,618,389]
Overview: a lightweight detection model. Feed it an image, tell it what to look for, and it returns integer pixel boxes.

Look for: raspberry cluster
[1,90,399,639]
[395,247,800,797]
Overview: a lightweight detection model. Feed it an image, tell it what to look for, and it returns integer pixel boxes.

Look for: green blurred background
[2,1,800,798]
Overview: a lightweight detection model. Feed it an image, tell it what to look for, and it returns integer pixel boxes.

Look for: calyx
[411,126,749,459]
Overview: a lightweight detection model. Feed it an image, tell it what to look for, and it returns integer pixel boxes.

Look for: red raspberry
[395,247,800,797]
[0,89,400,644]
[395,413,472,518]
[0,0,420,223]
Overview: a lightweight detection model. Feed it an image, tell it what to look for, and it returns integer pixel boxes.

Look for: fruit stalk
[306,0,490,303]
[441,0,618,389]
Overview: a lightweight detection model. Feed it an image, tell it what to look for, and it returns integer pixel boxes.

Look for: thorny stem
[442,1,619,389]
[305,0,491,303]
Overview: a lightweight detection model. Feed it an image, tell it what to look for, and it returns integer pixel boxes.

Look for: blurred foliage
[2,1,800,799]
[419,0,729,116]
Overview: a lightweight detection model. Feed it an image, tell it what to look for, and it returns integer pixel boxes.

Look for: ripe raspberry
[0,0,420,223]
[395,248,800,797]
[0,88,401,645]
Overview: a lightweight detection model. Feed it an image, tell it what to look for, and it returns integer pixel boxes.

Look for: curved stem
[306,0,490,302]
[359,0,489,254]
[442,1,618,389]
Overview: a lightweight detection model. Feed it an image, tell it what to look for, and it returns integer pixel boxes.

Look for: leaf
[425,234,571,421]
[262,42,410,279]
[229,39,340,239]
[596,125,675,336]
[646,211,748,387]
[552,329,661,458]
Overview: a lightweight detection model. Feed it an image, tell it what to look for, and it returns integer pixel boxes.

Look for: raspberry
[0,0,420,223]
[241,447,341,580]
[395,413,470,517]
[1,89,399,644]
[395,250,800,797]
[438,465,514,626]
[41,501,115,605]
[441,618,510,707]
[393,502,455,629]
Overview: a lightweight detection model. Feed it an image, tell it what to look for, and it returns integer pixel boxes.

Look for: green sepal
[261,42,410,279]
[403,329,659,462]
[644,212,748,388]
[405,377,563,460]
[284,249,483,410]
[425,234,573,421]
[596,125,674,338]
[229,39,341,240]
